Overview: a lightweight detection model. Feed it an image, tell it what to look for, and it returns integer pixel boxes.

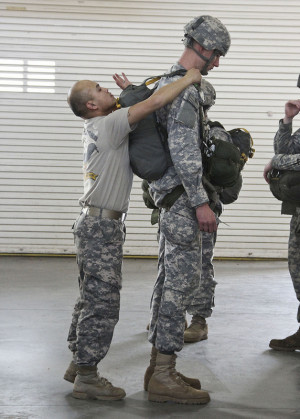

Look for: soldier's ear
[86,101,97,111]
[194,43,205,54]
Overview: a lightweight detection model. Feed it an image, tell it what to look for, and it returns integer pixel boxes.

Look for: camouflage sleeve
[271,154,300,171]
[274,119,300,154]
[166,87,209,208]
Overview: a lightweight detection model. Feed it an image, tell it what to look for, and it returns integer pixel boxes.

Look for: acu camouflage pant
[288,208,300,323]
[187,229,218,318]
[67,211,125,366]
[148,193,202,353]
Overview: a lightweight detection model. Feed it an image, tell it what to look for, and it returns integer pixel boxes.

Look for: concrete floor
[0,256,299,419]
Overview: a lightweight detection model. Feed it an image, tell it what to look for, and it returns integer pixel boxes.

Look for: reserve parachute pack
[202,124,255,188]
[268,169,300,205]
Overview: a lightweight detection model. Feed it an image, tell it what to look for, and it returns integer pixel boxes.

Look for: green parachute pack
[202,125,255,188]
[268,169,300,205]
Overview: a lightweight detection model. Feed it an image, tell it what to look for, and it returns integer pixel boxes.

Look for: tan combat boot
[144,346,201,391]
[72,365,126,401]
[147,352,210,404]
[63,360,77,383]
[184,316,208,343]
[269,327,300,351]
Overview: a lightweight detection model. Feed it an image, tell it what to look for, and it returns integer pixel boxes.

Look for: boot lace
[98,376,113,388]
[170,355,190,387]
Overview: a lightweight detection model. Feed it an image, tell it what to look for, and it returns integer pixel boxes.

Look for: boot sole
[148,392,210,405]
[144,380,201,392]
[72,391,125,401]
[269,344,300,352]
[184,335,208,343]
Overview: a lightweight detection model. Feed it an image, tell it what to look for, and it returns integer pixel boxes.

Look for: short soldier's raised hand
[113,72,132,90]
[185,68,202,84]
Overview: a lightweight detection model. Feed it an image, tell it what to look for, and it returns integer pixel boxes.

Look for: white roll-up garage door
[1,0,299,258]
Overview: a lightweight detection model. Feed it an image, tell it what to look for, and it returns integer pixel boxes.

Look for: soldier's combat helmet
[183,15,231,56]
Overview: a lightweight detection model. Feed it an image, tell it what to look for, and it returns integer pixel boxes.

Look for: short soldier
[63,69,203,401]
[145,16,231,404]
[264,94,300,351]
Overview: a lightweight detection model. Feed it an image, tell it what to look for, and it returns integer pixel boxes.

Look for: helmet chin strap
[191,47,219,75]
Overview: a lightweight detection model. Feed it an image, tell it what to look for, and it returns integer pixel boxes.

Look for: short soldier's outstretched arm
[127,69,202,125]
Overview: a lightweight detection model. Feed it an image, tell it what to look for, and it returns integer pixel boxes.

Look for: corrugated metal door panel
[0,0,299,257]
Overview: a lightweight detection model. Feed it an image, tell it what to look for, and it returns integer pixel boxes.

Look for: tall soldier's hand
[196,203,217,232]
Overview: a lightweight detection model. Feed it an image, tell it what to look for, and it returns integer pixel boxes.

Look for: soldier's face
[90,82,116,112]
[202,49,221,71]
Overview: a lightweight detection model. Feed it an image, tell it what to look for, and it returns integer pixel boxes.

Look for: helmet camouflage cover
[183,15,231,56]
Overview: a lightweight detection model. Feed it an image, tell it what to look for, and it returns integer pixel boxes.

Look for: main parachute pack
[118,70,186,181]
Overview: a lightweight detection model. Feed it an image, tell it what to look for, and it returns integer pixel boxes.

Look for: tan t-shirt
[79,107,134,213]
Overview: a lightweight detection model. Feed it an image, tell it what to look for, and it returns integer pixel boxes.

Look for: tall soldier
[263,92,300,351]
[138,79,244,344]
[144,16,231,404]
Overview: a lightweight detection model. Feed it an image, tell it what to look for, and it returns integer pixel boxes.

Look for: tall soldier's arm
[166,86,217,232]
[124,69,202,126]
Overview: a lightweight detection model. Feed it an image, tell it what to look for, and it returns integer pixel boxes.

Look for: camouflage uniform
[67,213,125,365]
[67,107,133,367]
[187,229,217,318]
[148,63,210,352]
[272,120,300,323]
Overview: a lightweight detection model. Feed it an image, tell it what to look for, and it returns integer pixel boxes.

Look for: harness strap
[144,69,187,87]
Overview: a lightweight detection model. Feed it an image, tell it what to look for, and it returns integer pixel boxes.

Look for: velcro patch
[176,92,199,129]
